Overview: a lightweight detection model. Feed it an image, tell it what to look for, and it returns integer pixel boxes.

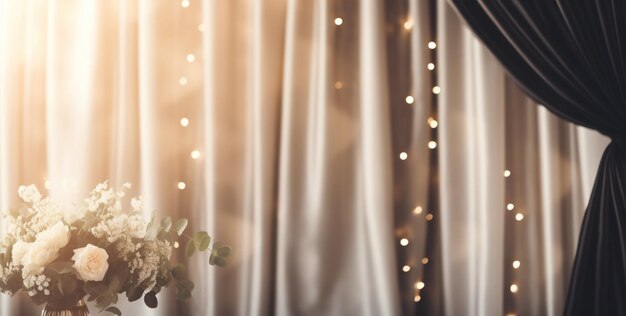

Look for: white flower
[35,222,70,250]
[21,242,60,276]
[18,185,42,203]
[72,244,109,281]
[11,241,30,266]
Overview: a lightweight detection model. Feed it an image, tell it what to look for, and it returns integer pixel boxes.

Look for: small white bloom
[11,241,30,266]
[35,222,70,250]
[72,244,109,281]
[18,185,42,203]
[21,243,60,276]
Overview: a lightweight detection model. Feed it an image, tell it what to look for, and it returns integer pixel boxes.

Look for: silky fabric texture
[0,0,410,315]
[449,0,626,315]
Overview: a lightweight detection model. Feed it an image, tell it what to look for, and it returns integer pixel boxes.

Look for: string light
[427,41,437,49]
[515,213,524,221]
[44,180,51,190]
[186,54,196,63]
[504,170,511,177]
[180,117,190,127]
[506,203,514,211]
[400,152,408,160]
[191,150,200,159]
[421,257,429,265]
[402,265,411,272]
[334,81,343,89]
[425,213,434,221]
[510,284,518,293]
[413,295,421,302]
[179,77,188,86]
[181,0,190,8]
[178,182,186,190]
[400,238,409,246]
[415,281,425,290]
[334,18,343,26]
[413,206,423,215]
[427,63,435,71]
[405,96,415,104]
[198,24,205,32]
[512,260,521,269]
[432,86,441,94]
[403,20,413,30]
[428,141,437,149]
[428,118,438,128]
[174,242,180,249]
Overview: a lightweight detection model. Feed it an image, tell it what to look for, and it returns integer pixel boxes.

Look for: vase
[41,299,90,316]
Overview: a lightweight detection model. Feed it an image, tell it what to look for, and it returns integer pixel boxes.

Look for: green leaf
[161,216,172,233]
[145,214,159,240]
[105,306,122,315]
[175,218,188,236]
[185,239,196,258]
[171,263,186,280]
[217,246,232,257]
[144,291,158,309]
[107,276,122,294]
[215,256,228,267]
[193,232,211,251]
[126,287,142,302]
[85,282,108,299]
[96,294,113,310]
[59,275,77,296]
[47,261,74,274]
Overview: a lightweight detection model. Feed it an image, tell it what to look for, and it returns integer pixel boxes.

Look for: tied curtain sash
[449,1,626,315]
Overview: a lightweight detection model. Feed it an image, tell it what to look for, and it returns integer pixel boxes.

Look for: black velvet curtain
[448,1,626,315]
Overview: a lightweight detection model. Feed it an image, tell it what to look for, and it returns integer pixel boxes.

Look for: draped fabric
[449,1,626,314]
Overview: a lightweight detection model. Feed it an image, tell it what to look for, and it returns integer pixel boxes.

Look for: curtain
[0,0,408,315]
[449,0,626,315]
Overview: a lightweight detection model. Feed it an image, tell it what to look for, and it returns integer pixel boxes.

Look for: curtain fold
[449,0,626,314]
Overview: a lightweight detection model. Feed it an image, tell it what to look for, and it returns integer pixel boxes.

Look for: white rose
[72,244,109,281]
[22,242,60,276]
[36,222,70,250]
[11,241,30,266]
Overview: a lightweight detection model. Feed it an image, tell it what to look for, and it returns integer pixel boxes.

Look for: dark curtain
[447,1,626,315]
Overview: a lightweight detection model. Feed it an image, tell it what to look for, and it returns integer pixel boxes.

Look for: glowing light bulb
[427,63,435,70]
[400,152,408,160]
[178,182,186,190]
[515,213,524,221]
[414,295,421,302]
[405,96,414,104]
[429,119,438,128]
[181,0,190,8]
[512,260,521,269]
[428,141,437,149]
[191,150,200,159]
[334,18,343,26]
[432,86,441,94]
[174,242,180,248]
[510,284,518,293]
[402,265,411,272]
[416,281,425,290]
[404,20,413,30]
[334,81,343,89]
[507,203,514,211]
[504,170,511,177]
[198,24,205,32]
[428,41,437,49]
[44,180,51,190]
[186,54,196,63]
[179,77,188,86]
[413,206,423,215]
[421,257,429,264]
[400,238,409,246]
[425,213,434,221]
[180,117,190,127]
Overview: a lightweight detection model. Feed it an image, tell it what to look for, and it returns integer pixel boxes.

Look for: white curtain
[437,1,610,315]
[0,0,402,315]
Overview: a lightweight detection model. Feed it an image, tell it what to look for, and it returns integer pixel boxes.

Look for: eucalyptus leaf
[185,239,196,258]
[217,246,232,257]
[175,218,188,236]
[47,261,74,274]
[171,263,186,280]
[126,287,142,302]
[161,216,172,233]
[105,306,122,316]
[145,214,159,240]
[144,291,158,309]
[193,232,210,251]
[215,256,228,267]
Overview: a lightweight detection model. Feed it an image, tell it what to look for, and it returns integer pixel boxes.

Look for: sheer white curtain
[0,0,402,315]
[437,1,610,315]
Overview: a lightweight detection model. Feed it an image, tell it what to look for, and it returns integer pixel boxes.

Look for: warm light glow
[179,77,188,86]
[513,260,521,269]
[413,206,423,215]
[174,242,180,249]
[404,20,413,30]
[429,119,438,129]
[191,150,201,159]
[405,96,414,104]
[510,284,518,293]
[515,213,524,221]
[180,117,190,127]
[421,257,429,265]
[504,170,511,177]
[44,180,51,190]
[181,0,190,8]
[427,63,435,70]
[400,152,408,160]
[506,203,514,211]
[428,141,437,149]
[178,182,186,190]
[198,24,205,32]
[186,54,196,63]
[334,81,343,89]
[425,213,434,221]
[402,265,411,272]
[400,238,409,246]
[428,41,437,49]
[432,86,441,94]
[416,281,425,290]
[334,18,343,26]
[414,295,421,302]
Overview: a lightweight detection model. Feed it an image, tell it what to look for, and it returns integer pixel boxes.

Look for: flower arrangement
[0,182,230,315]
